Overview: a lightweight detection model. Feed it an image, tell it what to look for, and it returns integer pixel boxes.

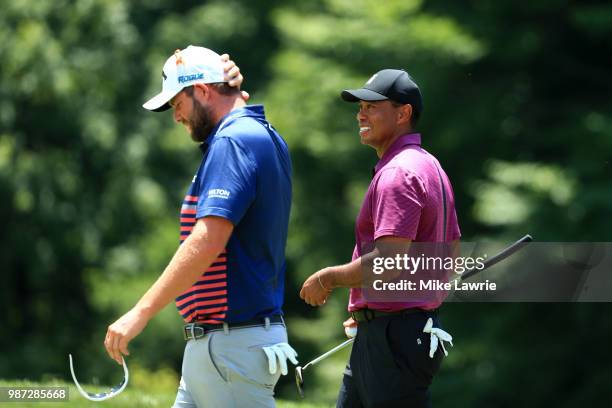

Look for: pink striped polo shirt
[348,133,461,312]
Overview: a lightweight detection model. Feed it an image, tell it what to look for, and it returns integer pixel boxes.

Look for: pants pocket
[366,318,402,370]
[207,334,230,383]
[211,327,285,389]
[386,316,444,387]
[247,347,281,390]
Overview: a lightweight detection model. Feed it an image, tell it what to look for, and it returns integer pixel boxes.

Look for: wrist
[318,267,336,290]
[133,303,155,321]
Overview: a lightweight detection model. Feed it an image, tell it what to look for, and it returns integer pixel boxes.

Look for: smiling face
[356,100,411,155]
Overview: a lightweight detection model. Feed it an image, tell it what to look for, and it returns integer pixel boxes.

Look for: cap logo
[174,49,184,66]
[366,74,378,85]
[178,73,205,84]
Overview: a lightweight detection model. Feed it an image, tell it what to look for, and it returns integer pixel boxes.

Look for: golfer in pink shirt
[300,69,461,408]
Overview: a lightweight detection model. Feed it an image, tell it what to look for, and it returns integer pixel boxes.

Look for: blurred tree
[0,0,147,378]
[261,0,612,403]
[0,0,284,381]
[422,0,612,241]
[1,0,611,405]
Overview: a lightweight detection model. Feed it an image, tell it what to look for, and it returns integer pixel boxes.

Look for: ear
[397,104,413,126]
[192,83,211,103]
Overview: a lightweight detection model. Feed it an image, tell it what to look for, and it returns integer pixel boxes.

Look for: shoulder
[374,166,427,199]
[208,134,257,168]
[219,115,268,140]
[376,165,425,187]
[393,146,433,169]
[389,146,440,181]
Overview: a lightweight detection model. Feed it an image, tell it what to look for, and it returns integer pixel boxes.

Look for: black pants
[337,311,444,408]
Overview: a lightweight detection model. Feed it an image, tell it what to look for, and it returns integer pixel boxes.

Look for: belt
[350,308,437,323]
[183,315,285,341]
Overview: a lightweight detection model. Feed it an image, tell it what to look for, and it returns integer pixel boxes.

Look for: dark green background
[1,0,610,405]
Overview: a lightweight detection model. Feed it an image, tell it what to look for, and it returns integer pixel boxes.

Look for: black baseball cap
[341,69,423,114]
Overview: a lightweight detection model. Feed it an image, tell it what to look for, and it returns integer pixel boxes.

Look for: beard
[188,98,215,143]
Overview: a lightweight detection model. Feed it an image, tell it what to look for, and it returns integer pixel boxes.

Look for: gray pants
[172,323,287,408]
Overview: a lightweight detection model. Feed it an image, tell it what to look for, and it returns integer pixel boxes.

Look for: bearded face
[187,96,216,143]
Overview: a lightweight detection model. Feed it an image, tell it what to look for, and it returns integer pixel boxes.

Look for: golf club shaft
[460,234,533,281]
[303,338,354,370]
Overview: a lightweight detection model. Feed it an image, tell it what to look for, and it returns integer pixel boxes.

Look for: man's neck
[375,127,413,158]
[212,96,247,126]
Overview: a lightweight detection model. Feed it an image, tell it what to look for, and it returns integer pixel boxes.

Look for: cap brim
[142,89,181,112]
[341,88,388,102]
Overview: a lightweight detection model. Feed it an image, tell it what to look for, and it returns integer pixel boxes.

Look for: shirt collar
[198,104,266,154]
[374,133,422,173]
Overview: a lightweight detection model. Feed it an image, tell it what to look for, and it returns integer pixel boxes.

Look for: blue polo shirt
[175,105,292,324]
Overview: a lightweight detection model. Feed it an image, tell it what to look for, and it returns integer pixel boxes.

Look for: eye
[359,104,372,112]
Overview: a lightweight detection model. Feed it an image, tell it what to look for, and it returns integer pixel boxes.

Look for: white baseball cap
[143,45,226,112]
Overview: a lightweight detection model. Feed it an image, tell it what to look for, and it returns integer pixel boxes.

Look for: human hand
[220,53,250,101]
[104,308,149,365]
[343,317,358,338]
[262,343,299,375]
[300,268,333,306]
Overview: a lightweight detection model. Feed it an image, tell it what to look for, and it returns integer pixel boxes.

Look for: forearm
[319,257,364,289]
[319,237,414,290]
[134,219,229,319]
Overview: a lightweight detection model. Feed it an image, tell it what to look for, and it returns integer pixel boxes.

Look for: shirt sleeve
[196,137,257,225]
[372,167,427,241]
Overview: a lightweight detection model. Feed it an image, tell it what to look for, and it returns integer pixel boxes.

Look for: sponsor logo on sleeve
[208,188,230,199]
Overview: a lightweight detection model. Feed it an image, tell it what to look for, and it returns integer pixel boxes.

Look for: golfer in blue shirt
[104,45,296,408]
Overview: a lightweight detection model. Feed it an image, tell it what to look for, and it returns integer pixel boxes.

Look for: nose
[357,106,367,122]
[173,108,182,124]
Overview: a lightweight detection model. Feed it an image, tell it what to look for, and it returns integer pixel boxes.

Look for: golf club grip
[460,234,532,281]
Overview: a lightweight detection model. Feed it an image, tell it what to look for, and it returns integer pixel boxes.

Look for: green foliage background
[1,0,611,405]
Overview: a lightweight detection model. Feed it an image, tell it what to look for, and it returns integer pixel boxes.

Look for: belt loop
[189,324,196,341]
[223,322,229,335]
[264,316,271,331]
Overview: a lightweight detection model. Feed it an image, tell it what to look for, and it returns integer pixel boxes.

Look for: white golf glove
[345,325,358,338]
[423,318,453,358]
[262,343,299,375]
